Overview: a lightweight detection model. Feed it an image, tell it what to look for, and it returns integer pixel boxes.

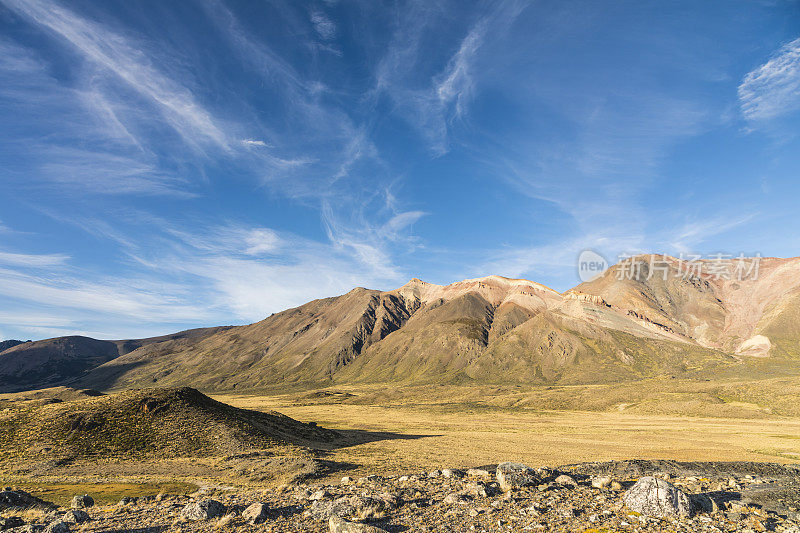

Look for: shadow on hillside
[318,428,439,450]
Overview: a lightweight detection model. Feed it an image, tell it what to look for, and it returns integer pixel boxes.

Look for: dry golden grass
[216,379,800,478]
[0,481,196,507]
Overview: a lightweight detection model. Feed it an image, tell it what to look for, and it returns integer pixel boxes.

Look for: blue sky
[0,0,799,340]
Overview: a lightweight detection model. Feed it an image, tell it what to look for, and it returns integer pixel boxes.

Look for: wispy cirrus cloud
[739,37,800,122]
[1,0,229,151]
[374,0,528,155]
[0,251,70,267]
[310,11,336,40]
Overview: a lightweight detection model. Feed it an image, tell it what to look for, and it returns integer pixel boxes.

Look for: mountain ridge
[3,254,800,392]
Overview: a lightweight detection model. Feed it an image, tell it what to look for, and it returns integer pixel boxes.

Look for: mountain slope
[83,288,417,390]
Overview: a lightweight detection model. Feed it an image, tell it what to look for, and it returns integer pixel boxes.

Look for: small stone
[341,477,353,485]
[610,481,623,491]
[495,462,540,492]
[398,476,409,482]
[328,515,386,532]
[242,502,269,524]
[467,468,491,478]
[61,510,89,524]
[442,493,467,505]
[465,482,492,498]
[622,476,691,518]
[180,499,225,520]
[591,476,612,489]
[427,470,441,478]
[310,490,331,501]
[442,468,464,479]
[555,474,577,487]
[69,495,93,509]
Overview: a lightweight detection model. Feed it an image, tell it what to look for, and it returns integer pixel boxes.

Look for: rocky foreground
[3,461,800,532]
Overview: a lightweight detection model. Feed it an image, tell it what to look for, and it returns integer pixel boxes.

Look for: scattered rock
[691,493,719,513]
[496,462,540,492]
[441,469,464,479]
[61,510,89,524]
[328,515,385,532]
[0,517,24,530]
[6,526,43,533]
[622,476,691,517]
[69,495,93,509]
[467,468,491,478]
[180,499,225,520]
[242,502,269,524]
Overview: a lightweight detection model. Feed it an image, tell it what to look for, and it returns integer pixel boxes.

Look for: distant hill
[0,327,231,392]
[4,255,800,392]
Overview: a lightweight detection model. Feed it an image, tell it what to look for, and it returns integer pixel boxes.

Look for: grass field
[216,377,800,478]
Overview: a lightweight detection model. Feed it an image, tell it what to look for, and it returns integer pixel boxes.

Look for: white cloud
[374,1,527,155]
[383,211,427,234]
[241,139,270,147]
[435,22,485,119]
[37,147,196,196]
[665,214,756,254]
[0,266,211,323]
[0,251,70,267]
[310,11,336,40]
[739,37,800,121]
[244,229,282,255]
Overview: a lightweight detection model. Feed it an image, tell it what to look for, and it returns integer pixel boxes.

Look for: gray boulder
[61,510,89,524]
[0,490,53,512]
[328,516,386,532]
[180,499,225,520]
[496,462,540,492]
[312,495,391,522]
[242,502,269,524]
[42,521,68,533]
[69,495,93,510]
[61,509,89,524]
[622,476,691,518]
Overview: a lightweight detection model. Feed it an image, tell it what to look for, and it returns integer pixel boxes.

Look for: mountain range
[3,254,800,393]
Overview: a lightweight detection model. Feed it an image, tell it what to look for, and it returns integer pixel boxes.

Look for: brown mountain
[4,254,800,392]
